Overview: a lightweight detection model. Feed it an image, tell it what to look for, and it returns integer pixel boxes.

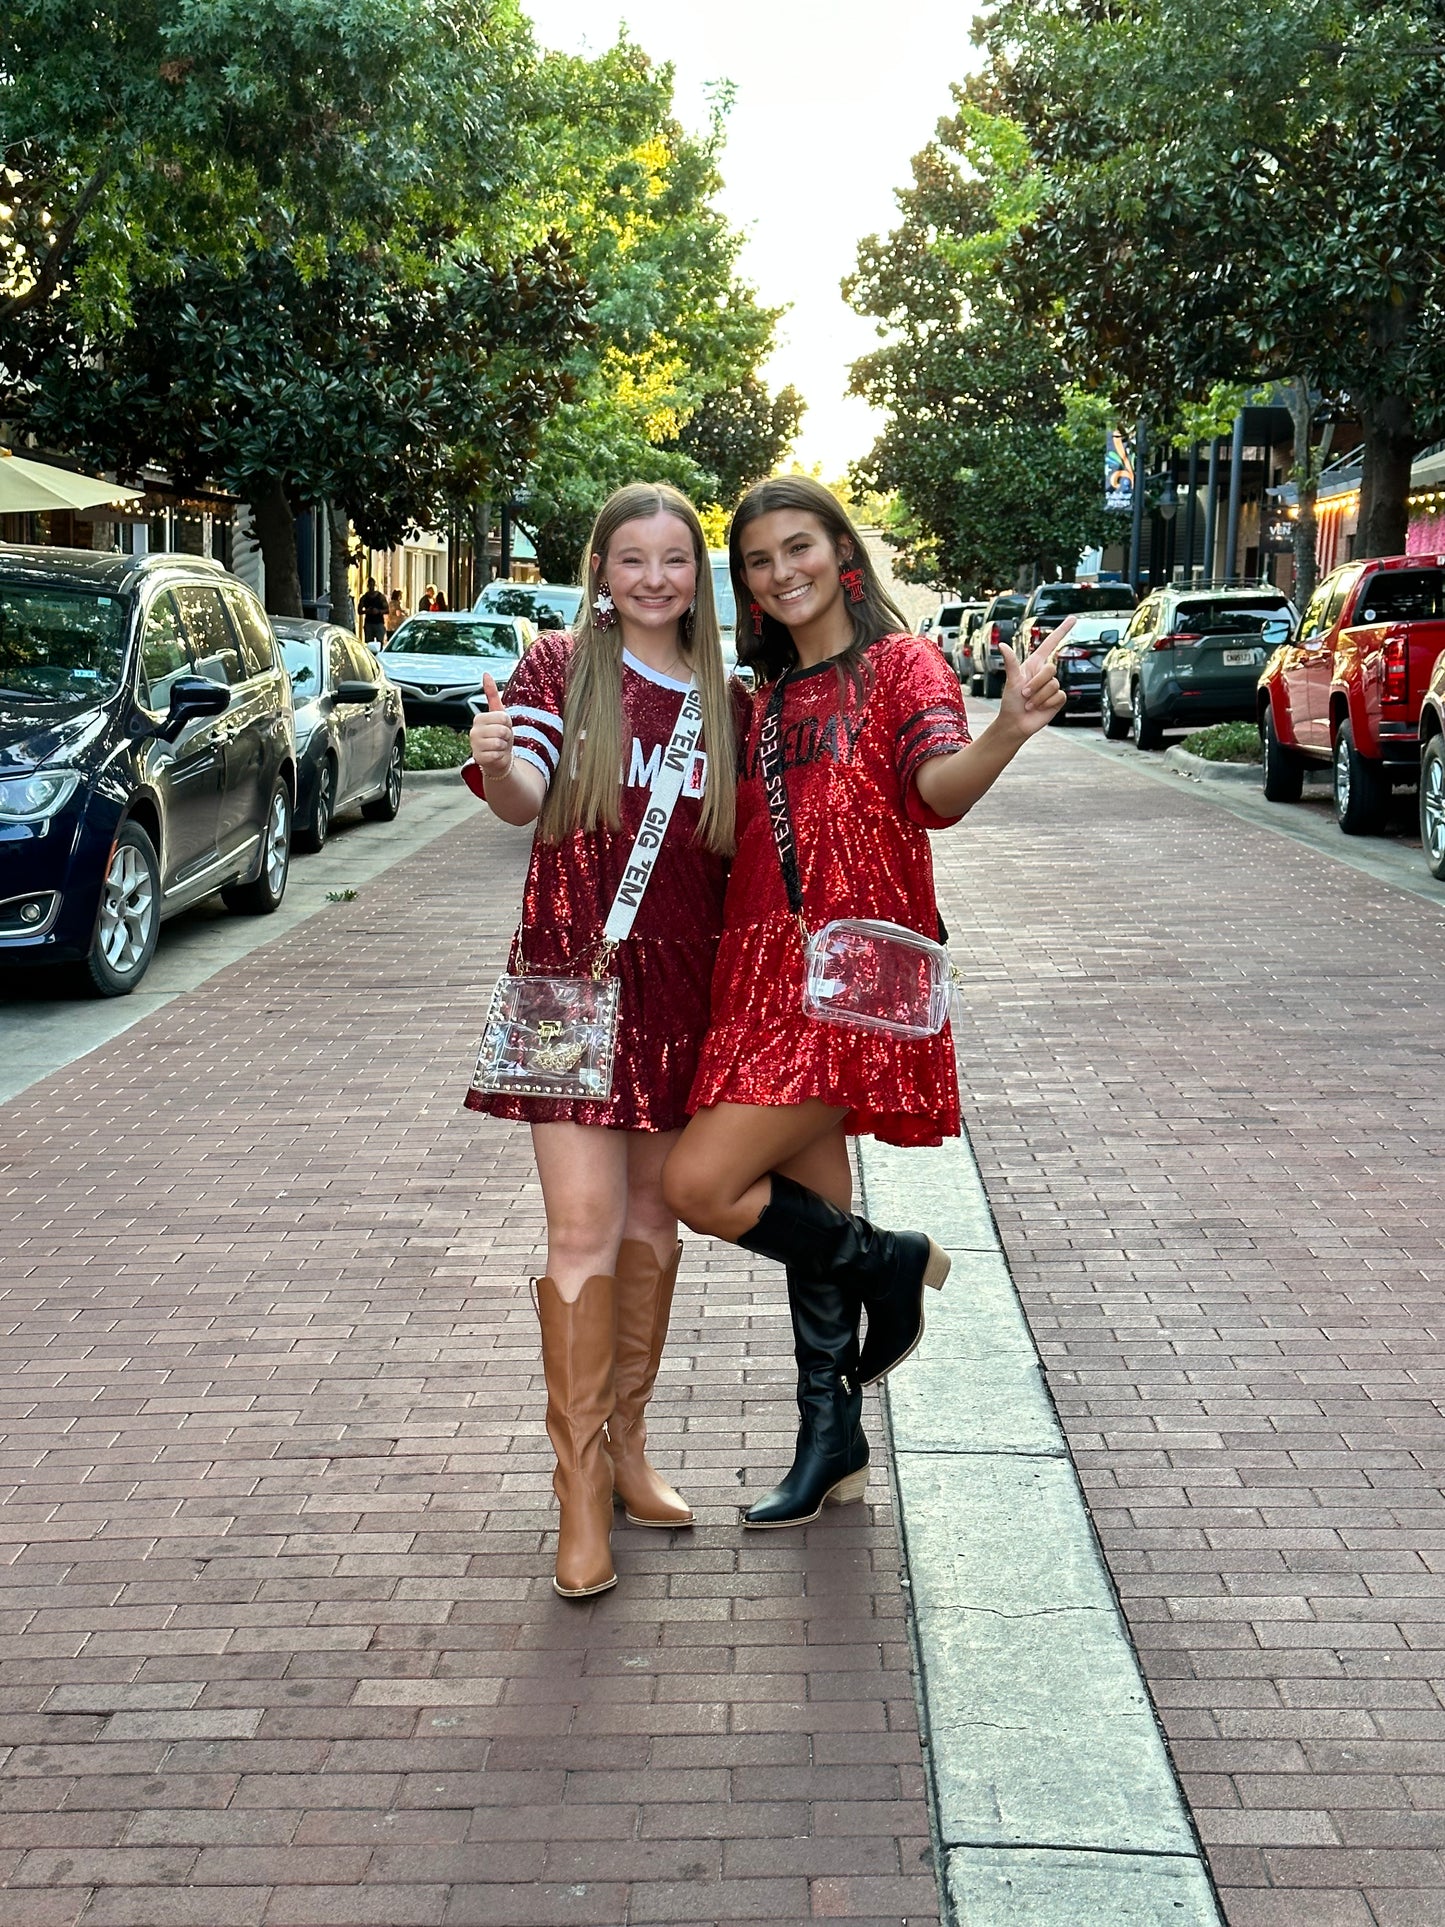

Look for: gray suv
[1100,585,1295,750]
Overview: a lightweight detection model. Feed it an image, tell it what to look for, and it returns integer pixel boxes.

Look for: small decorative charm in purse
[470,680,706,1102]
[758,671,953,1041]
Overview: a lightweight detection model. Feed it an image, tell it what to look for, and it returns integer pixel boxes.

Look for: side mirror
[1099,628,1120,646]
[335,680,379,705]
[155,675,229,743]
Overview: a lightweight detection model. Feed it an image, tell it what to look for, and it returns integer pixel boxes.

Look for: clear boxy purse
[760,673,954,1042]
[803,917,953,1039]
[468,680,706,1104]
[470,965,620,1102]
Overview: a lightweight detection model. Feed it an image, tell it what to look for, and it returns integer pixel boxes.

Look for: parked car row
[0,547,409,1001]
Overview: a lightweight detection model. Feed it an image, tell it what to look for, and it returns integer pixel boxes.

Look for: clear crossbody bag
[759,671,954,1041]
[469,680,706,1103]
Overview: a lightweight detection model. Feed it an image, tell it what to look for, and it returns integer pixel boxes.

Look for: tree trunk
[249,478,304,617]
[1285,379,1318,611]
[1357,393,1416,562]
[328,506,355,629]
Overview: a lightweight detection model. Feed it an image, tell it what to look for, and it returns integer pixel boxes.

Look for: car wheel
[363,740,404,821]
[1333,720,1389,835]
[1261,707,1304,803]
[294,758,334,855]
[223,780,291,914]
[1421,735,1445,881]
[1130,681,1163,751]
[83,822,161,998]
[1100,679,1129,739]
[969,668,984,697]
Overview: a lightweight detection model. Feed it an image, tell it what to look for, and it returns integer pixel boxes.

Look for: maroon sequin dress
[464,635,748,1132]
[689,633,971,1148]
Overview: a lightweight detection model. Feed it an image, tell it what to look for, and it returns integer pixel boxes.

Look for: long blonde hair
[539,482,737,854]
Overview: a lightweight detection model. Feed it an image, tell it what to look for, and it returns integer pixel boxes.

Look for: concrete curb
[403,763,470,786]
[1162,744,1262,786]
[858,1135,1224,1927]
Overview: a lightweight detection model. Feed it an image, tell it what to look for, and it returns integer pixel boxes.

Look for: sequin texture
[689,633,970,1147]
[465,635,748,1132]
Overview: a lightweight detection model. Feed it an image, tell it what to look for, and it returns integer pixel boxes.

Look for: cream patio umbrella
[0,447,145,516]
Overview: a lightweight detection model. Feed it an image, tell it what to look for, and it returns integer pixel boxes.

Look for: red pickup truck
[1258,555,1445,833]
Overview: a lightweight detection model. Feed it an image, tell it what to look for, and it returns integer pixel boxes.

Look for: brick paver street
[936,722,1445,1927]
[0,807,935,1927]
[7,716,1445,1927]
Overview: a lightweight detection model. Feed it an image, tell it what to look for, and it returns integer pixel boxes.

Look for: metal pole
[1128,416,1147,589]
[1202,438,1221,583]
[1182,441,1200,579]
[1223,409,1246,583]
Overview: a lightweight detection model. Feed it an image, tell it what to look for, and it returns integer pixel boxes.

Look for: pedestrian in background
[418,584,438,612]
[665,475,1064,1528]
[433,589,450,613]
[385,589,408,634]
[358,576,388,649]
[464,482,749,1599]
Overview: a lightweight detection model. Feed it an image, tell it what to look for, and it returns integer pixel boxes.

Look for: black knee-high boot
[743,1263,869,1528]
[738,1172,950,1386]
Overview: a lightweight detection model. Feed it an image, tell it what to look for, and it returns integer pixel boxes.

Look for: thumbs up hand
[469,674,515,779]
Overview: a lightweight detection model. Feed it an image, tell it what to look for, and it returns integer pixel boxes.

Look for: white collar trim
[622,647,691,692]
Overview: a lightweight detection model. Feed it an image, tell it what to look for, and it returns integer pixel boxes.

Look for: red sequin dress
[689,633,970,1148]
[465,635,748,1132]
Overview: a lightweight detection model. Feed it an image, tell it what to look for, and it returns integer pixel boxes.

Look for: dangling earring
[840,568,866,605]
[592,581,617,631]
[749,601,764,637]
[682,597,696,639]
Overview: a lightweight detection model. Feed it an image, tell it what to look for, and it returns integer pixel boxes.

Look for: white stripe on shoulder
[514,724,560,768]
[510,704,564,735]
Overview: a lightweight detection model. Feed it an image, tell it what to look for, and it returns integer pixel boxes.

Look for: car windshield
[1037,584,1134,615]
[711,562,737,629]
[385,619,520,659]
[476,585,582,631]
[1355,569,1445,623]
[1176,600,1291,642]
[278,637,323,693]
[0,585,129,702]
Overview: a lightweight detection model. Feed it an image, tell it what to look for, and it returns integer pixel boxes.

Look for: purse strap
[756,671,810,935]
[599,678,706,945]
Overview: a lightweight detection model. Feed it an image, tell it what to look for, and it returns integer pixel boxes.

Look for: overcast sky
[524,0,981,479]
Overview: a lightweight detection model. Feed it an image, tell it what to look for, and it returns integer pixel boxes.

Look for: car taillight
[989,623,1002,646]
[1383,631,1408,703]
[1057,644,1092,660]
[1030,621,1049,647]
[1152,631,1202,650]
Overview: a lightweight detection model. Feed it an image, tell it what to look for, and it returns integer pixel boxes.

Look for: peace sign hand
[469,674,515,778]
[998,639,1066,739]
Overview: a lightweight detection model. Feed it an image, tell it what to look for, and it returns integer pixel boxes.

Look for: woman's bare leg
[531,1122,629,1301]
[621,1127,682,1261]
[661,1100,848,1241]
[777,1121,852,1214]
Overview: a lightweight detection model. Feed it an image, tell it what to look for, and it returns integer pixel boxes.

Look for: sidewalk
[0,805,937,1927]
[932,721,1445,1927]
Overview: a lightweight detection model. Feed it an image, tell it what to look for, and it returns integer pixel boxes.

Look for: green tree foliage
[521,55,801,578]
[847,98,1123,594]
[982,0,1445,557]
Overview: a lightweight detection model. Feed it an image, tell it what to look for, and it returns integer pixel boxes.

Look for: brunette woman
[465,483,746,1596]
[664,476,1063,1528]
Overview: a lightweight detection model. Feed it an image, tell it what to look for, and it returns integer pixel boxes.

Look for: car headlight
[0,768,82,822]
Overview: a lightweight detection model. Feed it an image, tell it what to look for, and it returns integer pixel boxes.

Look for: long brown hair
[730,476,910,692]
[539,482,736,854]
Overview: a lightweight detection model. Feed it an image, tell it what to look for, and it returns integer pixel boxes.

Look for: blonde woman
[464,483,747,1598]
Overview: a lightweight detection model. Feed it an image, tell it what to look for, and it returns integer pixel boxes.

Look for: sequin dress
[464,635,747,1132]
[689,633,971,1148]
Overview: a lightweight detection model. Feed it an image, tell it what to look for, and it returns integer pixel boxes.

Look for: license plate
[1222,648,1258,666]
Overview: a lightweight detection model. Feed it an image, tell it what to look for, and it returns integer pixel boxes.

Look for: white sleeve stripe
[513,746,552,786]
[510,704,563,734]
[514,724,559,760]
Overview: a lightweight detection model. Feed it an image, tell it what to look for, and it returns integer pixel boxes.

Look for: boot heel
[923,1240,951,1291]
[825,1465,869,1507]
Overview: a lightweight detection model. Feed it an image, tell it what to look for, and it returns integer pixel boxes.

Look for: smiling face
[737,509,854,632]
[593,512,697,637]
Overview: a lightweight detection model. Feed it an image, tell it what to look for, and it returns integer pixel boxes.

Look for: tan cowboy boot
[604,1240,694,1527]
[534,1271,618,1597]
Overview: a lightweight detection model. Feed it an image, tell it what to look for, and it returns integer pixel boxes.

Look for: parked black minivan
[0,547,296,996]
